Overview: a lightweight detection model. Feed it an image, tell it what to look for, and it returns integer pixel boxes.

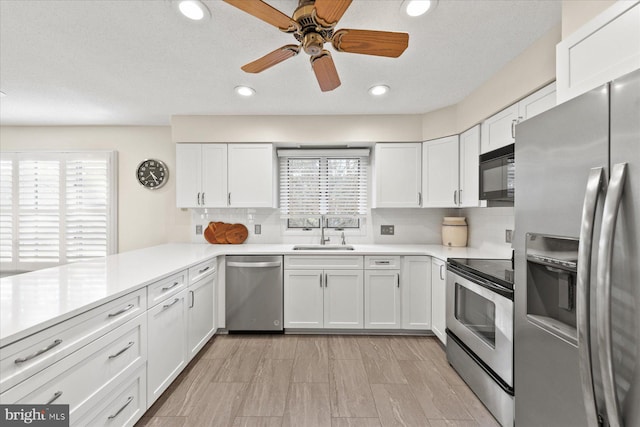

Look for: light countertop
[0,243,510,347]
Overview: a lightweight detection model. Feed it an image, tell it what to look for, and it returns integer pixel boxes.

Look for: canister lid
[442,216,467,225]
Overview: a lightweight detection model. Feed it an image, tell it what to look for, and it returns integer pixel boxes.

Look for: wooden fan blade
[311,50,341,92]
[223,0,298,32]
[332,29,409,58]
[241,45,301,73]
[314,0,353,25]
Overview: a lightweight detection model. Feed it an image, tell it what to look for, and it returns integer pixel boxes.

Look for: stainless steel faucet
[320,215,330,245]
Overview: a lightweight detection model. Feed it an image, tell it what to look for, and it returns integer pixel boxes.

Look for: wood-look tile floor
[136,335,501,427]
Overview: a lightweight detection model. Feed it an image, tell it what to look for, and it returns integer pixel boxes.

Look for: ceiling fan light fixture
[178,0,210,21]
[402,0,437,17]
[369,85,390,96]
[235,86,255,97]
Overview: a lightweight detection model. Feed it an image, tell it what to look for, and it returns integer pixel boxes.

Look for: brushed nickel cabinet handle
[108,341,135,359]
[46,391,63,405]
[162,298,180,310]
[108,304,135,318]
[197,192,201,206]
[108,396,134,420]
[162,281,180,292]
[202,192,205,205]
[15,339,63,364]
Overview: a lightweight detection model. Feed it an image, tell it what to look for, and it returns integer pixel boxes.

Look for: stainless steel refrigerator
[514,68,640,426]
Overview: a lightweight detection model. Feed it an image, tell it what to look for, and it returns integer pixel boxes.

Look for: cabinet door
[147,289,188,407]
[518,82,556,122]
[431,258,447,345]
[374,143,421,208]
[323,270,364,329]
[175,144,201,208]
[187,274,215,360]
[201,144,228,207]
[480,103,519,154]
[459,125,480,207]
[401,256,431,330]
[284,270,324,328]
[227,144,274,208]
[364,270,401,329]
[422,136,459,207]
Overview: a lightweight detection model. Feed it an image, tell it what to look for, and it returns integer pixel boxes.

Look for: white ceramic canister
[442,217,468,247]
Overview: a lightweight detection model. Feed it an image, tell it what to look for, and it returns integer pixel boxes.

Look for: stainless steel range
[446,257,514,427]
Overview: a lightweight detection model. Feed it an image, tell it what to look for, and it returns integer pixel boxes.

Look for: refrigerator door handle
[576,166,605,427]
[596,162,628,427]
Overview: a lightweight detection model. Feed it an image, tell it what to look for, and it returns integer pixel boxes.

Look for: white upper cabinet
[481,82,557,154]
[422,136,459,207]
[480,103,519,154]
[176,143,275,208]
[557,1,640,103]
[227,144,275,208]
[458,125,481,207]
[374,143,422,208]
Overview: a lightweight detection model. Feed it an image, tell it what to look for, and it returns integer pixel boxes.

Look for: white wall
[0,126,191,253]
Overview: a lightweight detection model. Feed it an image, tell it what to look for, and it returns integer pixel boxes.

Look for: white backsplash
[189,206,513,249]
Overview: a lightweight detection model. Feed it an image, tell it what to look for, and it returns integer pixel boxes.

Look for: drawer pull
[108,304,135,318]
[375,261,390,265]
[14,339,63,364]
[161,281,180,292]
[47,391,63,405]
[163,298,180,310]
[198,266,211,274]
[108,341,135,359]
[107,396,134,420]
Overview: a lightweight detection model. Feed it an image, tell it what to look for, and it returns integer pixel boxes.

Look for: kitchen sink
[292,245,355,251]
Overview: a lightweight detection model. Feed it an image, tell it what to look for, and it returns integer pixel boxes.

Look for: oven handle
[596,163,627,427]
[576,166,605,427]
[447,266,513,300]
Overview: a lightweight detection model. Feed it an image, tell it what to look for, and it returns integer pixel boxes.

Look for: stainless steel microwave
[479,144,514,201]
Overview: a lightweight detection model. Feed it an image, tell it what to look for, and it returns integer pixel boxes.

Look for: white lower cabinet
[431,257,447,345]
[284,256,364,329]
[146,289,188,407]
[75,365,146,427]
[187,261,217,359]
[364,256,401,329]
[401,256,432,330]
[0,313,147,425]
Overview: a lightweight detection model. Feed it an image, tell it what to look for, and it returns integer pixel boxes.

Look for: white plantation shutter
[65,157,110,261]
[0,158,13,264]
[18,159,61,264]
[278,149,368,218]
[0,151,116,272]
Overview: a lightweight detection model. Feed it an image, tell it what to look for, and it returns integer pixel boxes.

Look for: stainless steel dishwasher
[225,255,283,332]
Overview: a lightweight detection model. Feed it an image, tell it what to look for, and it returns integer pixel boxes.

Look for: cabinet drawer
[285,255,364,270]
[0,313,146,422]
[73,365,146,427]
[1,289,146,391]
[365,256,401,269]
[147,270,187,308]
[189,258,216,285]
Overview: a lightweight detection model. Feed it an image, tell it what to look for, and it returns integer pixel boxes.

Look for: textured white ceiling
[0,0,561,125]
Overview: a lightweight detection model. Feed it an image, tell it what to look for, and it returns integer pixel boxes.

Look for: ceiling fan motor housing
[292,2,334,56]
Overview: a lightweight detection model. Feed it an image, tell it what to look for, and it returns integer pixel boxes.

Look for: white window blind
[0,152,117,272]
[278,149,369,218]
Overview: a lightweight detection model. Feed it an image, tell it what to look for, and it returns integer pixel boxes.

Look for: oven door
[446,269,514,386]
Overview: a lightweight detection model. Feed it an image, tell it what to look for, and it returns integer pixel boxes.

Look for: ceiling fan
[223,0,409,92]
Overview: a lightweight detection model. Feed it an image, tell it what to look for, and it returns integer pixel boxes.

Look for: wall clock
[136,159,168,190]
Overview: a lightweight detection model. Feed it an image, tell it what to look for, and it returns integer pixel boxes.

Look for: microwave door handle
[596,163,627,427]
[576,167,605,427]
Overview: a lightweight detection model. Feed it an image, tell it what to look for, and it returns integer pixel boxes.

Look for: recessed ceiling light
[369,85,390,96]
[402,0,437,17]
[178,0,210,21]
[235,86,255,97]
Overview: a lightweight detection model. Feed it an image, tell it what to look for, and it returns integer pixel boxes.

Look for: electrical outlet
[505,229,513,243]
[381,225,395,235]
[254,224,261,235]
[196,224,203,235]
